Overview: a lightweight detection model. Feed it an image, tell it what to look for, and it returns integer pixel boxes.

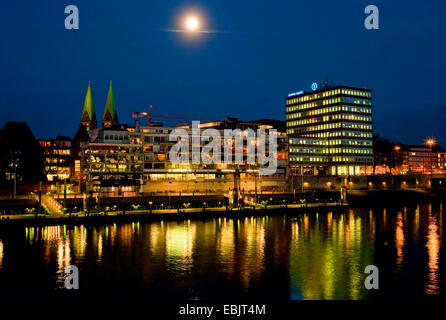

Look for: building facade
[38,136,72,181]
[74,83,287,197]
[136,118,288,182]
[398,145,443,174]
[286,85,373,176]
[81,125,143,196]
[438,152,446,172]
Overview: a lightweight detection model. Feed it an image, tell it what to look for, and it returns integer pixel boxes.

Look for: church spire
[102,81,118,127]
[80,82,97,130]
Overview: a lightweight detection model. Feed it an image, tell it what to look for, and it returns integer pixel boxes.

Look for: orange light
[425,137,437,147]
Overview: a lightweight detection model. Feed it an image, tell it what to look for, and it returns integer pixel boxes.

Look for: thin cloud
[155,28,264,36]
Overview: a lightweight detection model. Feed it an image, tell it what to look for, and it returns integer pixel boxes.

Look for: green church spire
[80,82,97,130]
[102,81,118,127]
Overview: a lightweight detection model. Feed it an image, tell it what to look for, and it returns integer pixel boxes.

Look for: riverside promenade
[0,202,348,228]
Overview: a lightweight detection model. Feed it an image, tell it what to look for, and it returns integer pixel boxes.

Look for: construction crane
[132,105,214,126]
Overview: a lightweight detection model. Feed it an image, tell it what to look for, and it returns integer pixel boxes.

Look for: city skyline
[1,1,446,303]
[1,1,446,144]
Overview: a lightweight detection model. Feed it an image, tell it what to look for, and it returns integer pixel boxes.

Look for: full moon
[185,17,199,31]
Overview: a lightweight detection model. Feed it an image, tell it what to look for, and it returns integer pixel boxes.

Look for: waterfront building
[137,117,288,181]
[81,124,143,196]
[399,145,439,174]
[286,85,373,176]
[71,124,89,181]
[438,152,446,172]
[38,136,72,181]
[77,82,141,195]
[74,83,287,196]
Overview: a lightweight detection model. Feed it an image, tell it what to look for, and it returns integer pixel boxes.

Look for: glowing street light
[425,137,437,149]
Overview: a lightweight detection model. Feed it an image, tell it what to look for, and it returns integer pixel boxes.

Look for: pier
[0,201,348,227]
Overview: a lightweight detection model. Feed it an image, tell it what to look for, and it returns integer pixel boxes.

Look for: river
[0,202,443,299]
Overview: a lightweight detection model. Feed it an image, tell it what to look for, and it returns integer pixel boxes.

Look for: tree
[372,134,403,174]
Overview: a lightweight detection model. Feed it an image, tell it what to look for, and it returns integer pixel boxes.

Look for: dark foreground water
[0,202,444,299]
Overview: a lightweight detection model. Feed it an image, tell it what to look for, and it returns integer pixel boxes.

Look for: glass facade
[286,86,373,176]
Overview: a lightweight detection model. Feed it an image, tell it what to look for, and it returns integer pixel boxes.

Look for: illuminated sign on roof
[287,91,304,97]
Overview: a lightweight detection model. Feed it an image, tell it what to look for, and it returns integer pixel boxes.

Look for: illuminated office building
[286,85,373,176]
[38,136,72,181]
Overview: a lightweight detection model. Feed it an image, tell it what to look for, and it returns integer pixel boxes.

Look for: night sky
[1,0,445,145]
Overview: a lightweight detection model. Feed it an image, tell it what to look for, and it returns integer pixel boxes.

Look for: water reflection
[395,212,405,272]
[165,222,195,275]
[0,203,440,298]
[216,219,235,277]
[56,238,71,284]
[413,204,420,241]
[289,211,373,300]
[0,240,3,271]
[425,211,440,294]
[237,217,266,290]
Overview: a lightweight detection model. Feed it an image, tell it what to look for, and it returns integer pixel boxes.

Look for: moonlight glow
[185,17,199,31]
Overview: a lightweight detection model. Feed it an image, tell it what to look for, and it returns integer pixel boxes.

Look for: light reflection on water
[0,203,443,298]
[425,210,440,294]
[0,240,3,271]
[395,211,405,273]
[289,210,373,300]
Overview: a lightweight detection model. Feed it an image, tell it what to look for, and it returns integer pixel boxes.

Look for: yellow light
[185,17,199,31]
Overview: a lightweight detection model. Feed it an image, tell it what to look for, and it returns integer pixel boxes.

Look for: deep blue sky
[1,0,445,144]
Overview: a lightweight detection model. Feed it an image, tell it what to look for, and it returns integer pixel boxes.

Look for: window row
[287,114,372,125]
[286,88,371,105]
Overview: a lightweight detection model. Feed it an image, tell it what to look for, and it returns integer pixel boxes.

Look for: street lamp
[425,138,435,148]
[425,137,437,173]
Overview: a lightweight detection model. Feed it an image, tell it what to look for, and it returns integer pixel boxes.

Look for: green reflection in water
[289,211,374,300]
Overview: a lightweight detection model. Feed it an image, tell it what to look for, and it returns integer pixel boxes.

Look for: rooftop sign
[287,91,304,97]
